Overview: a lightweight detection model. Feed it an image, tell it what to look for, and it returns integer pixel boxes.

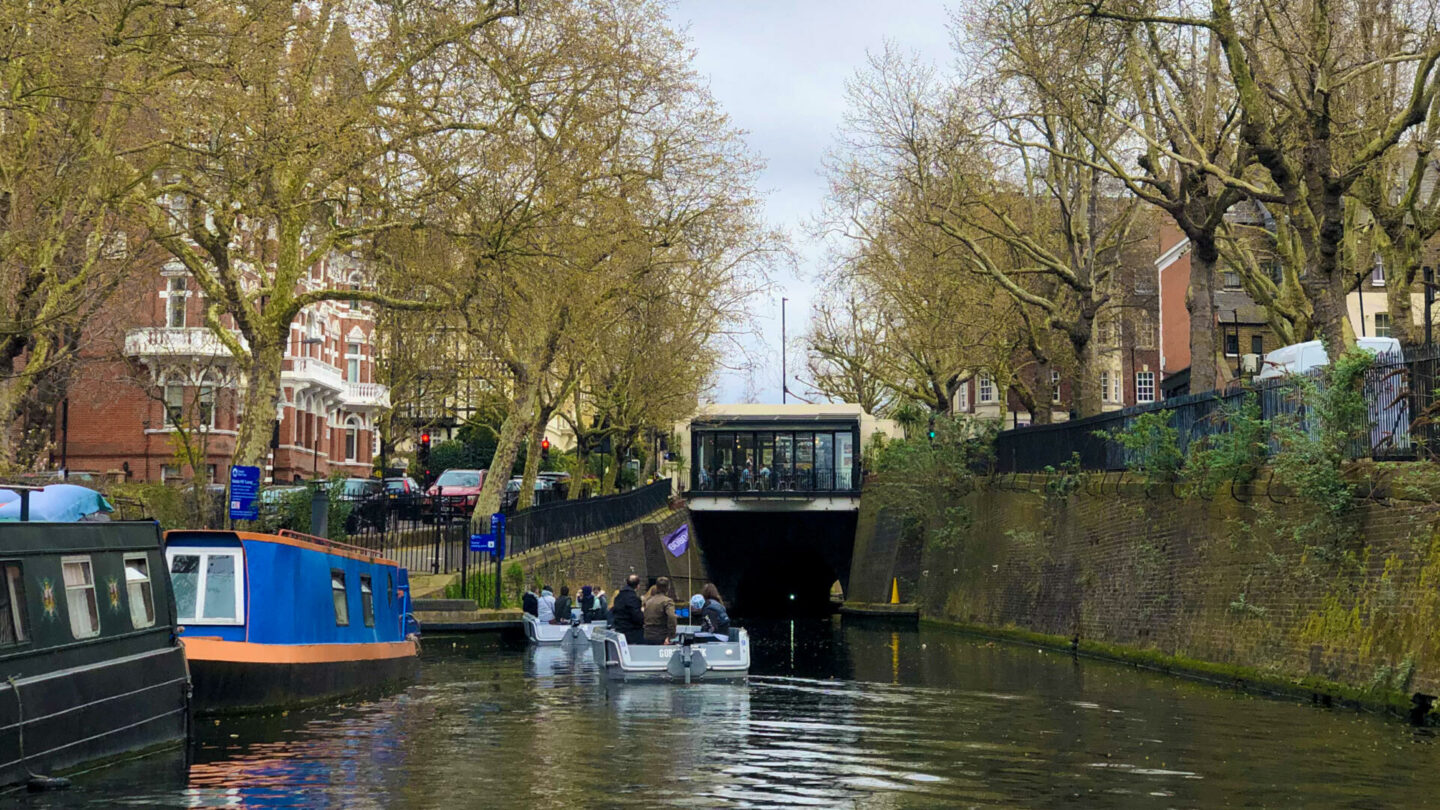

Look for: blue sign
[490,512,506,560]
[470,533,495,553]
[229,465,261,521]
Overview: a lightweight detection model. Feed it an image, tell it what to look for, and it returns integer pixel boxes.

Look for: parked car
[501,477,552,511]
[383,476,423,521]
[424,468,486,522]
[340,477,387,533]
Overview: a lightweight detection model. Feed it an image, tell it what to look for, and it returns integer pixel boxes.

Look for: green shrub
[1095,410,1182,482]
[1184,394,1269,496]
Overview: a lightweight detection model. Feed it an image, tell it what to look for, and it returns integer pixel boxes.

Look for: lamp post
[781,296,788,405]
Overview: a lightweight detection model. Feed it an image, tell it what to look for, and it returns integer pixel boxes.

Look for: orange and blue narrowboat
[163,529,420,714]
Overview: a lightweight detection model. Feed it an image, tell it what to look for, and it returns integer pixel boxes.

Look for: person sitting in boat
[522,585,539,618]
[551,586,574,624]
[537,585,556,623]
[610,575,645,645]
[697,584,731,640]
[578,585,607,622]
[642,577,677,645]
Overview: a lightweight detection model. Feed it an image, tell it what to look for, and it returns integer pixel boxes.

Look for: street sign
[229,465,261,521]
[490,512,507,560]
[470,533,495,553]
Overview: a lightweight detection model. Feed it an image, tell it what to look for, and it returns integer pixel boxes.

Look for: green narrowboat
[0,521,189,789]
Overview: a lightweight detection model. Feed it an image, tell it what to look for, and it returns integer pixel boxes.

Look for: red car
[424,468,487,522]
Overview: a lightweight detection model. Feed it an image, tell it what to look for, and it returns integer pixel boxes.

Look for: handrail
[275,528,382,558]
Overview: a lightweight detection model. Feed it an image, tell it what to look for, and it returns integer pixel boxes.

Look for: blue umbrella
[0,484,113,522]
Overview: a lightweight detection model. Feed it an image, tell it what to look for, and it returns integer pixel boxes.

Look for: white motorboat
[590,625,750,683]
[523,613,607,645]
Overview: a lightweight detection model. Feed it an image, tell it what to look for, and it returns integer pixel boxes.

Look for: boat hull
[183,638,419,714]
[0,645,190,788]
[523,614,605,645]
[590,629,749,683]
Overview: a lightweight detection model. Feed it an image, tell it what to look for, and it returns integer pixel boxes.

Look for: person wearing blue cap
[696,583,731,641]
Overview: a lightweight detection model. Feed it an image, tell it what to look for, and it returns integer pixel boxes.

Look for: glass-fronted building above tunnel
[689,413,867,495]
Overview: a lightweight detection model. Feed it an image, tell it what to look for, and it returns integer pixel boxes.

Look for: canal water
[16,619,1440,808]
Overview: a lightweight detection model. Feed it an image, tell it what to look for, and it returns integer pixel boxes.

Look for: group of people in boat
[523,574,731,645]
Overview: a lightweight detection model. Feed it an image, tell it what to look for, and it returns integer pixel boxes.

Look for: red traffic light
[540,437,550,451]
[420,432,431,446]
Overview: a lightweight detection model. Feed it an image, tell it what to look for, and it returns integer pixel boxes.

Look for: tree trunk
[1188,237,1221,393]
[1071,312,1101,418]
[233,340,284,469]
[1380,232,1425,351]
[569,440,588,500]
[599,452,618,494]
[472,400,532,527]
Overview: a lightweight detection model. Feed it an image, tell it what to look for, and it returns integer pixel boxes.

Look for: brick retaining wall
[922,477,1440,702]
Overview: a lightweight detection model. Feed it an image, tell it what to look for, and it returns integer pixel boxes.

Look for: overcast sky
[666,1,954,404]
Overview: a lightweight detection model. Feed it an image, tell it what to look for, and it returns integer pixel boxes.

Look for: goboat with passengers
[164,528,421,713]
[589,623,750,683]
[522,612,607,645]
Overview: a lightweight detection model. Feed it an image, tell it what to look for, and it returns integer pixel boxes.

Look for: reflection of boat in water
[590,625,749,683]
[522,642,594,679]
[522,613,605,646]
[165,529,420,714]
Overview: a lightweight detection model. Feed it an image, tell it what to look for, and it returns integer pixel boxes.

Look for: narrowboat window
[332,570,349,626]
[61,556,100,639]
[169,554,200,620]
[202,555,238,621]
[124,555,156,629]
[360,575,374,627]
[167,549,245,625]
[387,570,395,607]
[0,561,28,645]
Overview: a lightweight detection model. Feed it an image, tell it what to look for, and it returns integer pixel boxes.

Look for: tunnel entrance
[691,509,858,617]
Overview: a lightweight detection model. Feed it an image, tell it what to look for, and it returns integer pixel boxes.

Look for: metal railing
[993,348,1436,473]
[506,479,673,556]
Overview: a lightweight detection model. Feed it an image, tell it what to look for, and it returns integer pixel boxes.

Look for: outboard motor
[667,646,708,683]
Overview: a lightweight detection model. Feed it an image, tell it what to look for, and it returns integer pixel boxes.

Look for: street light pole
[781,296,788,404]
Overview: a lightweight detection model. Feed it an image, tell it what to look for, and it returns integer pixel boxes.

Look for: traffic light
[927,418,936,442]
[418,432,431,480]
[540,436,550,462]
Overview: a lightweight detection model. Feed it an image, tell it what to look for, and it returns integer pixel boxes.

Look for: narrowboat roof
[0,520,162,555]
[164,529,402,568]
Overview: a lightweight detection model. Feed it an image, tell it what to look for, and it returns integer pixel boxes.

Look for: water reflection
[14,620,1440,808]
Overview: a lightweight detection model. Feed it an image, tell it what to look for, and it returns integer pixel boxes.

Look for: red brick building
[63,255,389,484]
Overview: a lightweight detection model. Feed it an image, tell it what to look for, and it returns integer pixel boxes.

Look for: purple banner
[664,524,690,557]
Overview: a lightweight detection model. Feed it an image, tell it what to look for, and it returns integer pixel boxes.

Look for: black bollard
[311,488,329,538]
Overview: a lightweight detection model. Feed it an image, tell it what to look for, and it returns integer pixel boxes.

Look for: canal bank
[903,474,1440,723]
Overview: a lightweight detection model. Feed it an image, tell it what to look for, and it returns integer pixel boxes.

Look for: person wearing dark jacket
[609,575,645,644]
[642,577,677,645]
[522,586,539,618]
[550,585,573,624]
[698,583,731,639]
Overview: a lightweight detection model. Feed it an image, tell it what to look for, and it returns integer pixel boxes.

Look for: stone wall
[921,477,1440,702]
[508,506,706,598]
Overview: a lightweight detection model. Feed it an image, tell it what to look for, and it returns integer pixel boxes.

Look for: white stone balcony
[125,327,246,361]
[282,356,345,398]
[342,381,391,411]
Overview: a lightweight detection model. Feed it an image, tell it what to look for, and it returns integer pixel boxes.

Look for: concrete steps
[408,573,457,600]
[413,597,524,633]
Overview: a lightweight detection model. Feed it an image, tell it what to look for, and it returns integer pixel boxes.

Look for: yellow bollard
[890,578,900,604]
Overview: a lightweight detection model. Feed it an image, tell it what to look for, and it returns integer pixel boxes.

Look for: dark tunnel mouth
[689,509,858,618]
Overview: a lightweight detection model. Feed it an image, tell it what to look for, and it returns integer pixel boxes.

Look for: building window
[349,272,364,308]
[346,342,362,383]
[1135,311,1157,349]
[978,374,996,403]
[955,380,970,412]
[1371,257,1386,286]
[197,383,216,428]
[360,575,374,628]
[1251,335,1264,355]
[166,277,187,328]
[0,562,29,645]
[1136,371,1156,404]
[1100,371,1111,403]
[345,426,358,462]
[161,464,180,484]
[1050,370,1061,404]
[1097,316,1116,346]
[1222,269,1242,289]
[164,384,184,426]
[124,554,155,629]
[61,556,100,639]
[1225,332,1240,356]
[167,550,244,625]
[1375,312,1392,338]
[1112,373,1121,403]
[332,570,350,626]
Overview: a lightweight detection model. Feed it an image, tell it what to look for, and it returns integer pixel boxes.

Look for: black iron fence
[993,348,1439,473]
[507,479,673,555]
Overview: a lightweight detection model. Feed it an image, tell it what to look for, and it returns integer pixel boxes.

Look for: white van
[1254,336,1402,381]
